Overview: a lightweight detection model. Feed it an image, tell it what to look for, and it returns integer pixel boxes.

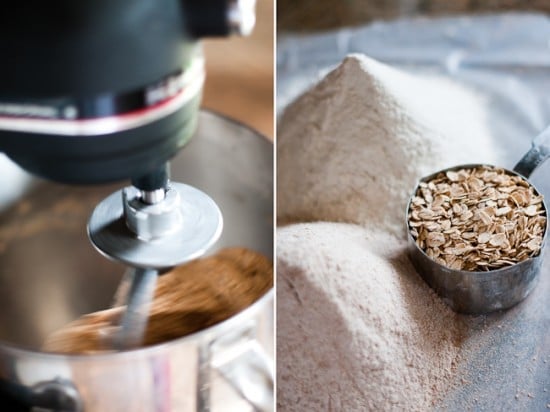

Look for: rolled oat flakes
[408,166,546,271]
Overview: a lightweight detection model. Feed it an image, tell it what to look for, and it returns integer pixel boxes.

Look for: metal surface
[108,171,220,349]
[515,125,550,179]
[116,184,179,350]
[122,186,184,240]
[0,111,273,411]
[0,290,273,412]
[211,326,274,412]
[30,379,83,412]
[408,125,550,314]
[140,189,167,205]
[115,268,158,350]
[407,162,547,314]
[88,183,223,269]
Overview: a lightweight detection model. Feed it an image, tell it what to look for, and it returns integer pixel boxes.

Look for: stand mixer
[0,1,254,350]
[0,2,273,411]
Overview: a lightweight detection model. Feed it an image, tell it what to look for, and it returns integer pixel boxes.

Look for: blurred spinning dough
[43,248,273,354]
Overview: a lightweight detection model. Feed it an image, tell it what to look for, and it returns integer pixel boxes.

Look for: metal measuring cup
[407,126,550,314]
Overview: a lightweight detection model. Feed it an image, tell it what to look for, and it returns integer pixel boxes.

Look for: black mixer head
[0,0,254,184]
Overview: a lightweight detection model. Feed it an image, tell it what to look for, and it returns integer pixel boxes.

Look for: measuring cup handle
[514,125,550,178]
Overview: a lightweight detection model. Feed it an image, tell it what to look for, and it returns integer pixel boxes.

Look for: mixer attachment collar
[88,182,223,269]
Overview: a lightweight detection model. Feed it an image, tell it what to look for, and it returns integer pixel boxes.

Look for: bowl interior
[0,111,273,350]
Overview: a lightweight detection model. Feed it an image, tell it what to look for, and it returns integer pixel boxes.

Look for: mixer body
[0,1,272,410]
[0,1,208,183]
[0,0,252,184]
[0,112,274,411]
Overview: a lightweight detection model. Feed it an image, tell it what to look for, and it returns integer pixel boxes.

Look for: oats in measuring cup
[408,166,546,271]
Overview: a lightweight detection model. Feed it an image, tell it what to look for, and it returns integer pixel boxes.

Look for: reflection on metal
[88,183,223,269]
[211,325,274,412]
[0,112,273,410]
[114,268,158,350]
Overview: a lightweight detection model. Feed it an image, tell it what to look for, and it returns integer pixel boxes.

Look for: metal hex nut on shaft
[123,186,183,241]
[89,182,223,269]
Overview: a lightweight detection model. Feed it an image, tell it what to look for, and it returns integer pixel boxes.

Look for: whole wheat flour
[277,54,501,236]
[275,54,501,411]
[277,223,464,411]
[44,248,273,354]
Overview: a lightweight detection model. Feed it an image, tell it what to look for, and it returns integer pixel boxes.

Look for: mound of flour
[275,54,502,410]
[277,54,500,235]
[277,223,464,411]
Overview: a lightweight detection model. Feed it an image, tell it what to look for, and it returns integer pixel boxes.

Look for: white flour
[277,54,500,236]
[277,223,463,411]
[276,54,500,410]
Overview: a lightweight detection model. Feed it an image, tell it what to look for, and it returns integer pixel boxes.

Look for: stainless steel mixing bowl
[0,111,273,411]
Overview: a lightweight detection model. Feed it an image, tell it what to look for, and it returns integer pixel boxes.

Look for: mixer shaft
[115,268,158,349]
[113,166,167,349]
[88,164,223,350]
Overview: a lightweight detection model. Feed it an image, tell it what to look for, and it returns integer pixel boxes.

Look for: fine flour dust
[277,54,500,236]
[277,54,500,410]
[277,223,463,411]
